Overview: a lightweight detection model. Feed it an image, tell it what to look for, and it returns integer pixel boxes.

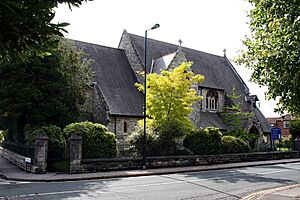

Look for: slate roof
[127,33,250,108]
[127,32,270,132]
[254,108,272,133]
[75,40,144,117]
[197,112,227,131]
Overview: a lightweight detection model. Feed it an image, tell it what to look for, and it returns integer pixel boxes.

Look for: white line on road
[255,169,288,175]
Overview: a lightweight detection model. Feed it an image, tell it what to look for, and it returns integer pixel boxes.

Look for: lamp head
[151,24,160,30]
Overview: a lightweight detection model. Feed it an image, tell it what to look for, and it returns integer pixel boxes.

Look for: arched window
[206,90,218,111]
[123,121,128,133]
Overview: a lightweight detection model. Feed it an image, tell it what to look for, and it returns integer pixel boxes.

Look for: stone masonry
[119,30,145,84]
[33,133,49,174]
[107,116,141,154]
[69,134,82,174]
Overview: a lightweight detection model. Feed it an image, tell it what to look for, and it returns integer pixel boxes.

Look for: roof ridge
[73,39,125,52]
[127,33,226,59]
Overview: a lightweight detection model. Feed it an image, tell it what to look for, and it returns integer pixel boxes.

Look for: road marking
[242,184,300,200]
[0,190,85,199]
[255,169,288,175]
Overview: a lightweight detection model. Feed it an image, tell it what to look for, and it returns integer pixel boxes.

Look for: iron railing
[2,141,34,158]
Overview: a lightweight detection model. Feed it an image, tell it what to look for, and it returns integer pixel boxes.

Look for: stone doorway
[249,126,260,149]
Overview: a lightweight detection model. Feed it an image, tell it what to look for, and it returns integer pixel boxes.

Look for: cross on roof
[223,49,227,57]
[178,39,183,47]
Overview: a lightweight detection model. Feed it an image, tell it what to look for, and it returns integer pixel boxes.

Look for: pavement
[1,156,300,199]
[243,184,300,200]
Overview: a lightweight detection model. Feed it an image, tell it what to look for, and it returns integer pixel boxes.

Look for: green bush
[276,138,293,150]
[183,127,222,155]
[157,120,187,142]
[221,136,250,154]
[223,128,258,143]
[24,124,66,146]
[290,119,300,140]
[127,126,158,156]
[0,130,4,143]
[63,122,117,158]
[128,123,191,157]
[24,124,67,164]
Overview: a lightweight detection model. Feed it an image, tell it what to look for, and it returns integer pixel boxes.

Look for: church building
[75,30,271,153]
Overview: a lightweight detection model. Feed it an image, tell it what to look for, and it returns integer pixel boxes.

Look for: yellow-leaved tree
[136,61,205,132]
[131,62,205,156]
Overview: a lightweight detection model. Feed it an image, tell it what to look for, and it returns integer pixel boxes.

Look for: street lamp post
[143,23,160,169]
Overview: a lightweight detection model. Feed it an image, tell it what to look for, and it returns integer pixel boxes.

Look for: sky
[54,0,280,118]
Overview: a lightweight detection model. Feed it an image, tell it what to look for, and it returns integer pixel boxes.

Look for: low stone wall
[81,151,299,172]
[81,157,143,172]
[0,147,32,172]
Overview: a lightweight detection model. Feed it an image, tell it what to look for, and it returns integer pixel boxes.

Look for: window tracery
[206,90,218,111]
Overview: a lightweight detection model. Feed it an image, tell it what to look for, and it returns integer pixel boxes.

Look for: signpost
[271,127,281,140]
[270,127,281,151]
[25,157,32,172]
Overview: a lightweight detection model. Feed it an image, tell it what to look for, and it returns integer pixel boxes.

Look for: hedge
[221,136,250,154]
[64,122,117,158]
[24,124,66,146]
[183,127,222,155]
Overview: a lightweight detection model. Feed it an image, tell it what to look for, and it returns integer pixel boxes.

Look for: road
[1,162,300,199]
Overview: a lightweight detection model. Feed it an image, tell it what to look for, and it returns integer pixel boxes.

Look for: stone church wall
[107,116,142,155]
[119,31,144,84]
[196,88,225,113]
[168,50,187,69]
[91,85,110,125]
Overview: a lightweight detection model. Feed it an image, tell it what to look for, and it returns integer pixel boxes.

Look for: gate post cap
[35,132,49,140]
[69,134,82,141]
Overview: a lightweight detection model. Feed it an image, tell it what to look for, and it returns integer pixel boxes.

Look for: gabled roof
[254,108,271,133]
[126,32,271,132]
[75,40,144,117]
[127,33,250,110]
[151,52,177,73]
[198,112,227,131]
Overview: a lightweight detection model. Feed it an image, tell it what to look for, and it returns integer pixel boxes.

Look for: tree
[290,119,300,141]
[237,0,300,115]
[222,88,254,142]
[132,62,204,156]
[136,61,204,132]
[0,37,93,143]
[0,0,91,62]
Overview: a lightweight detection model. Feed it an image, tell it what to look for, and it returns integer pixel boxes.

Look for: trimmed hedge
[183,127,222,155]
[221,136,250,154]
[64,122,117,158]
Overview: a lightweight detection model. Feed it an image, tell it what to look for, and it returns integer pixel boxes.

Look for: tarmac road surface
[1,162,300,199]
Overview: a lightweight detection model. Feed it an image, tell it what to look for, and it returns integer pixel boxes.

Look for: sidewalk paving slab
[1,155,300,182]
[243,184,300,200]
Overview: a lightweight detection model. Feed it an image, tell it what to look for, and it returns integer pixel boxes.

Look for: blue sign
[271,127,281,140]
